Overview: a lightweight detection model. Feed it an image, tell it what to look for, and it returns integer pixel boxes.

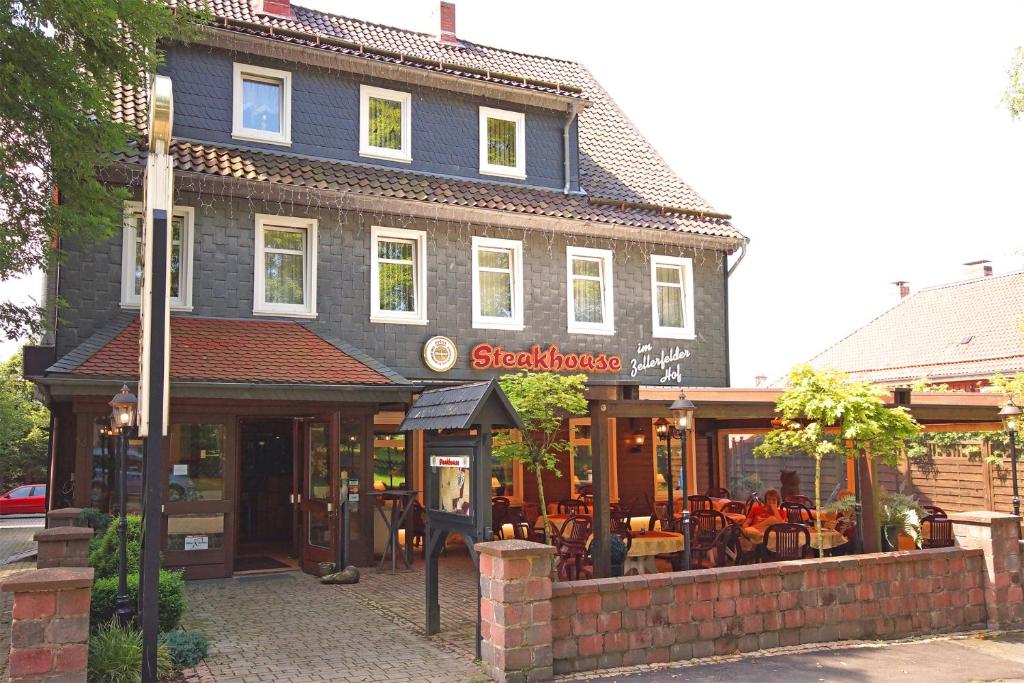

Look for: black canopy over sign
[399,379,524,650]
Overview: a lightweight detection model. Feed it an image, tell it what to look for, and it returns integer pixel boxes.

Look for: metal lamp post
[999,398,1022,537]
[655,389,696,570]
[109,384,137,627]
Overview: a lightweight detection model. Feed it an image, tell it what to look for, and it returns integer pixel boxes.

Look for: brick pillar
[35,527,93,569]
[1,567,94,683]
[476,540,556,683]
[950,511,1024,628]
[46,509,83,528]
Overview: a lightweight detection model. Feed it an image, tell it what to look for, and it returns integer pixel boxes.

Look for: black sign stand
[140,209,168,681]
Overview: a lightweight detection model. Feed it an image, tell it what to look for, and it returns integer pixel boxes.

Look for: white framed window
[566,246,614,335]
[471,236,524,330]
[120,202,194,310]
[370,226,428,325]
[650,254,696,339]
[479,106,526,179]
[232,62,292,146]
[359,85,412,162]
[254,214,317,318]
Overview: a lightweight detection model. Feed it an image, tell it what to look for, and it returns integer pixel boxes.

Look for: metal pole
[853,454,864,555]
[115,428,131,626]
[1010,428,1020,538]
[680,429,691,571]
[664,431,674,522]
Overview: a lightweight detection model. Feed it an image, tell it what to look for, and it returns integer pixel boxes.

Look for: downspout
[726,240,747,278]
[724,240,748,387]
[563,103,578,194]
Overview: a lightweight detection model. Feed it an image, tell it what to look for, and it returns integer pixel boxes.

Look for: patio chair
[761,523,811,562]
[410,500,427,551]
[781,501,813,525]
[722,500,747,515]
[710,523,745,566]
[921,514,954,548]
[923,505,947,518]
[610,508,632,534]
[556,515,593,581]
[688,495,714,512]
[707,487,730,499]
[507,510,534,542]
[689,509,728,567]
[784,494,815,508]
[491,497,511,539]
[745,494,763,516]
[556,498,587,515]
[521,501,540,527]
[576,493,594,513]
[649,501,675,531]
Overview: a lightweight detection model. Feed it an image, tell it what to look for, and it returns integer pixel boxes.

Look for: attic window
[232,63,292,146]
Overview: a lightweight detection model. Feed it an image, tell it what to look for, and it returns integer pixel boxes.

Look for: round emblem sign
[423,336,458,373]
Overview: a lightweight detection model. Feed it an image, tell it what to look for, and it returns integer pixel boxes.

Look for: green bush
[158,630,208,668]
[91,570,186,632]
[87,620,176,683]
[78,507,114,535]
[89,515,143,579]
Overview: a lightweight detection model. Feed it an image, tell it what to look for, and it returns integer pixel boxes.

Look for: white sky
[5,0,1024,385]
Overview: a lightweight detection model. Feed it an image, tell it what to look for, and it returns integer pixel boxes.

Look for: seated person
[745,488,786,530]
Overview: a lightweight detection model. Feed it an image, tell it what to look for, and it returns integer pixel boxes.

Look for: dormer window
[479,107,526,179]
[360,85,412,162]
[232,63,291,146]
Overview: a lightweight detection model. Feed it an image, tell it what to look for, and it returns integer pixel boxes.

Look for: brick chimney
[255,0,295,20]
[892,280,910,299]
[962,259,993,280]
[439,2,458,45]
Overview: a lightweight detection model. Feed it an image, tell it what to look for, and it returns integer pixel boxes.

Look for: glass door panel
[300,418,337,572]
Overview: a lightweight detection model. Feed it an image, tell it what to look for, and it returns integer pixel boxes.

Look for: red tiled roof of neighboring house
[808,271,1024,384]
[70,317,400,385]
[109,1,744,243]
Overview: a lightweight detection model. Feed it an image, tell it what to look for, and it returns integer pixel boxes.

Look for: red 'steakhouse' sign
[470,343,622,374]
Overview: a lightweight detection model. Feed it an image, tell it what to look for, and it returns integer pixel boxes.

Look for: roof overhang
[188,27,590,113]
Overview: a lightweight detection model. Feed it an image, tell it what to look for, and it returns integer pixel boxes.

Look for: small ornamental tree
[494,371,588,544]
[754,365,921,555]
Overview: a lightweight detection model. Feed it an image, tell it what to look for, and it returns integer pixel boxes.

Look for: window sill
[479,167,527,180]
[370,315,429,326]
[472,320,525,332]
[653,329,696,341]
[567,326,616,337]
[231,131,291,147]
[253,309,318,319]
[359,148,412,164]
[121,303,193,312]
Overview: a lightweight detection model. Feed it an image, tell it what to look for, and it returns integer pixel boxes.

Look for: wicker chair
[784,494,815,508]
[688,495,714,512]
[689,509,727,567]
[556,515,593,581]
[722,500,747,515]
[710,523,745,566]
[780,501,813,525]
[921,514,954,548]
[707,487,730,499]
[762,523,811,562]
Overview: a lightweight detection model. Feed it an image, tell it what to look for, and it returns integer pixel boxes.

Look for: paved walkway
[183,554,485,683]
[1,527,38,680]
[566,631,1024,682]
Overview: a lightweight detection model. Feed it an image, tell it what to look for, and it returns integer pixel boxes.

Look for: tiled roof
[114,140,740,239]
[808,272,1024,384]
[62,316,405,385]
[109,1,744,242]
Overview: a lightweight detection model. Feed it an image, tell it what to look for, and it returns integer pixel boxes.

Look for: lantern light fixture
[669,389,695,431]
[109,384,137,432]
[1000,398,1021,433]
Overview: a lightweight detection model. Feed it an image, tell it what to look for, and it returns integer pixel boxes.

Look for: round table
[742,525,847,553]
[624,530,684,575]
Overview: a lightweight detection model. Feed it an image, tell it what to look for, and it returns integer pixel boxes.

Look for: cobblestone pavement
[183,553,485,683]
[1,527,38,679]
[565,630,1024,682]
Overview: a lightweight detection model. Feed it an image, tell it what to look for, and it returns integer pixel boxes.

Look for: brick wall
[548,548,986,674]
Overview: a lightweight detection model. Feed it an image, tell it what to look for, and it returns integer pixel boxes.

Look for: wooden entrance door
[299,416,338,573]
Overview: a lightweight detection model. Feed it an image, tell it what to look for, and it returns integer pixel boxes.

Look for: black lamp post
[655,389,695,570]
[109,384,137,627]
[999,398,1022,536]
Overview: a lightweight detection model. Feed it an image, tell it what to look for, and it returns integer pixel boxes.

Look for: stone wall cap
[474,539,556,558]
[1,567,94,593]
[34,527,93,542]
[46,508,83,519]
[948,510,1022,524]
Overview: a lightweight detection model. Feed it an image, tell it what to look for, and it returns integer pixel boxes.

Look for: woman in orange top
[745,489,785,528]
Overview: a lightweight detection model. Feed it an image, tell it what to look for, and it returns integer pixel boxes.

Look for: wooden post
[589,399,610,578]
[858,454,881,553]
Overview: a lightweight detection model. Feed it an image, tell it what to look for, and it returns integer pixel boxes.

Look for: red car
[0,484,47,515]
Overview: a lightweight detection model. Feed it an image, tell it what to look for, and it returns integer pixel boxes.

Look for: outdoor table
[624,530,684,575]
[367,490,419,573]
[742,525,847,553]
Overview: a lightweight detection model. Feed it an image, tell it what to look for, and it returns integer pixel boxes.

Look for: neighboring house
[26,0,746,577]
[808,263,1024,391]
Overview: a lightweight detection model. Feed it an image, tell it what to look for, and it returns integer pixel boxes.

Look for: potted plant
[878,490,925,551]
[609,535,628,577]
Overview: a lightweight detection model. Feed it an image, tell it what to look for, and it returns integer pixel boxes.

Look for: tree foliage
[1004,47,1024,119]
[494,372,588,543]
[755,365,921,554]
[0,349,50,491]
[0,0,205,339]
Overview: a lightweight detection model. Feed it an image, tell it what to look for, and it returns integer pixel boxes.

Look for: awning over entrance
[36,314,416,402]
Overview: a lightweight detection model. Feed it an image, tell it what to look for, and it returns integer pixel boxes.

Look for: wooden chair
[707,487,730,499]
[762,523,811,562]
[688,495,714,512]
[710,523,745,566]
[784,494,815,508]
[781,501,813,525]
[491,497,511,539]
[556,515,593,581]
[689,509,728,567]
[610,508,632,534]
[556,498,587,515]
[649,501,677,531]
[923,505,947,518]
[921,514,954,548]
[722,500,747,515]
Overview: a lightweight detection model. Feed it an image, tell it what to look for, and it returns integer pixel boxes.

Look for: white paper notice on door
[172,464,188,476]
[183,535,208,551]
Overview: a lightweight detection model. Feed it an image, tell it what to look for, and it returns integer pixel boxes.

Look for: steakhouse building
[27,0,747,577]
